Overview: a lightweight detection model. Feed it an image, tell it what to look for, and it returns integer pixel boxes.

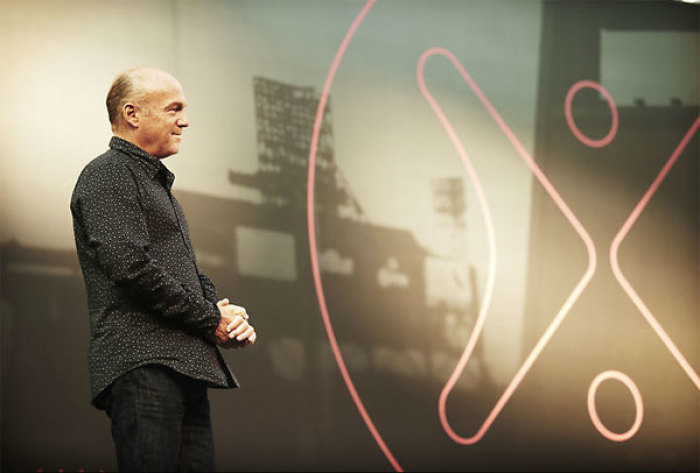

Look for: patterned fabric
[70,136,237,408]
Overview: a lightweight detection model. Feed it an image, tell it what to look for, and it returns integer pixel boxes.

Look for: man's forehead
[149,85,186,100]
[143,78,187,106]
[144,76,182,93]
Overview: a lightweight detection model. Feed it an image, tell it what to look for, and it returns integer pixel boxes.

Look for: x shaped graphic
[418,48,700,447]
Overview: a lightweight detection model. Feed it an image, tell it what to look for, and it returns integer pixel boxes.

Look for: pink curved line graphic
[417,48,598,444]
[565,80,618,148]
[587,370,644,442]
[609,115,700,391]
[305,1,404,471]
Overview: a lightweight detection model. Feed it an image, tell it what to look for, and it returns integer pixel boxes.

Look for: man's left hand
[216,299,257,349]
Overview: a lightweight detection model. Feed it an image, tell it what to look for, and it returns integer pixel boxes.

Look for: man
[70,66,256,472]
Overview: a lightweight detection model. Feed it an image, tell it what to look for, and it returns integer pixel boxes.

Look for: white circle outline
[587,370,643,442]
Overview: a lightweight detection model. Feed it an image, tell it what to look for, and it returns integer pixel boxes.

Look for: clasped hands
[213,298,257,349]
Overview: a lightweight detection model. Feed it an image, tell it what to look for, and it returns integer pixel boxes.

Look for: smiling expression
[134,73,189,159]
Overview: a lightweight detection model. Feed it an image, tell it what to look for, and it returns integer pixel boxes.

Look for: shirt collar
[109,136,175,189]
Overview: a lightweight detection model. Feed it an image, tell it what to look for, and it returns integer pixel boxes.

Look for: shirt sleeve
[169,194,221,306]
[198,271,220,304]
[74,163,221,339]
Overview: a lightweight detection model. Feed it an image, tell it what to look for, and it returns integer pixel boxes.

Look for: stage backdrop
[1,1,698,471]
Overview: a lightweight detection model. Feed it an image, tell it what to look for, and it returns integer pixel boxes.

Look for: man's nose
[177,113,189,128]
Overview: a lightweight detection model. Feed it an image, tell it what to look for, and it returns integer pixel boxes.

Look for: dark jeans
[104,365,215,472]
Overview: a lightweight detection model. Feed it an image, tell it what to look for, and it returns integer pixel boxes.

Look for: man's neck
[112,130,140,148]
[112,131,159,159]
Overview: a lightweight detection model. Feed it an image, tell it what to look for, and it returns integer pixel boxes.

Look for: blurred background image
[1,1,698,471]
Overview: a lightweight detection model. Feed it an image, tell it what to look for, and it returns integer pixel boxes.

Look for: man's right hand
[212,298,257,349]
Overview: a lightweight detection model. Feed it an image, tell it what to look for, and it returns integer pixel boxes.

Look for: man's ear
[122,103,139,128]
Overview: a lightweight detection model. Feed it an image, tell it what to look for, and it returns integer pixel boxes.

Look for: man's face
[136,75,189,159]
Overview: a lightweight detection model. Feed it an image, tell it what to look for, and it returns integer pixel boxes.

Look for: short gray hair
[105,67,155,130]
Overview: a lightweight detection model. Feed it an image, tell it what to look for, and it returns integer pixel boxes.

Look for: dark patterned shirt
[70,137,237,408]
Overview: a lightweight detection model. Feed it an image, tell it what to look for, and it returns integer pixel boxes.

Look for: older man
[70,67,256,472]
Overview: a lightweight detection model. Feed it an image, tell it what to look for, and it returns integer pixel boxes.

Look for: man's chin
[158,145,180,159]
[154,151,175,159]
